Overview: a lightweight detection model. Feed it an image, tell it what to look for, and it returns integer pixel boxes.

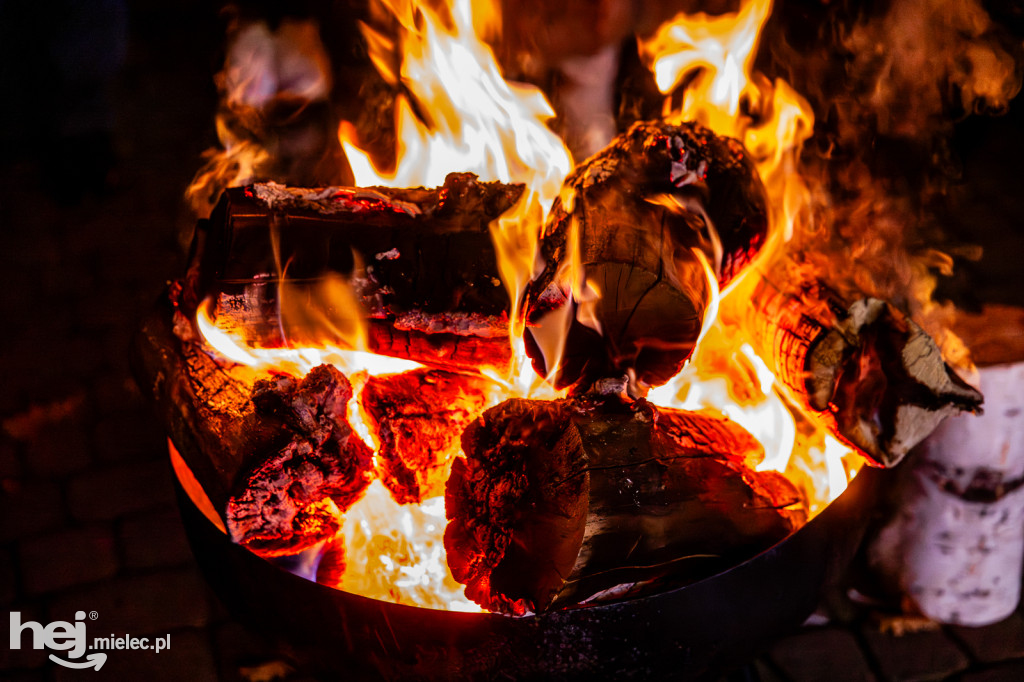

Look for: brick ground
[1,3,1023,682]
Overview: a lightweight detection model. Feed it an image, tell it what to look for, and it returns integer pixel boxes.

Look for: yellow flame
[189,0,874,610]
[196,297,422,379]
[340,0,572,398]
[640,0,860,510]
[340,482,481,611]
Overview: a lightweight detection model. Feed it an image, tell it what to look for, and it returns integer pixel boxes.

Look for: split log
[738,272,983,467]
[189,172,522,374]
[226,364,373,558]
[360,368,500,504]
[524,120,769,391]
[445,396,804,615]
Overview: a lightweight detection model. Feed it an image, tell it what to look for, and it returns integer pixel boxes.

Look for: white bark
[869,362,1024,626]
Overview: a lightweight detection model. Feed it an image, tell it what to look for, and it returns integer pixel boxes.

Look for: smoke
[186,15,340,219]
[761,0,1023,333]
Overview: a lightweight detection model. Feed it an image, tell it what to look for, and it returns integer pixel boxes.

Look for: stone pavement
[1,3,1022,681]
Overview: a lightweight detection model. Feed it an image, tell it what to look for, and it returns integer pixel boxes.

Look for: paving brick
[0,432,21,475]
[959,660,1024,682]
[93,409,167,463]
[91,374,146,419]
[119,506,193,569]
[0,479,66,542]
[52,628,217,682]
[1,545,17,604]
[213,621,282,682]
[0,437,21,478]
[19,526,118,595]
[767,627,877,682]
[47,568,210,636]
[1,670,53,682]
[67,459,175,521]
[948,611,1024,663]
[24,420,93,476]
[861,625,970,682]
[1,604,51,670]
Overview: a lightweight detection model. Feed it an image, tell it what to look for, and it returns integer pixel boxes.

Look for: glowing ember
[188,0,882,612]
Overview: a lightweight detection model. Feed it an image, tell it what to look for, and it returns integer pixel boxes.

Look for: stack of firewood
[135,121,982,615]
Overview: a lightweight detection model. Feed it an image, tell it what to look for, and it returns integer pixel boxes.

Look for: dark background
[1,1,1023,680]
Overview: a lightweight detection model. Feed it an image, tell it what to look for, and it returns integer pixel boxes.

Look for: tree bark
[869,305,1024,626]
[737,269,983,467]
[132,295,372,558]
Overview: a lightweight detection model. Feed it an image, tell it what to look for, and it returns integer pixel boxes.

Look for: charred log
[133,294,279,511]
[445,397,804,615]
[187,172,521,373]
[133,295,376,558]
[524,120,769,391]
[361,369,499,504]
[740,272,983,467]
[315,535,348,589]
[226,364,373,558]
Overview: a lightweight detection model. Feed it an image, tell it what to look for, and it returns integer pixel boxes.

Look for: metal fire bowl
[173,455,884,681]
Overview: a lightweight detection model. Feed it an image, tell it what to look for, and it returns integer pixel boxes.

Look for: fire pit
[169,436,883,680]
[130,0,1018,677]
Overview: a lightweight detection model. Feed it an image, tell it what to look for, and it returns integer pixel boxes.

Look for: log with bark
[445,395,805,615]
[132,294,372,558]
[360,368,501,505]
[187,172,523,374]
[733,268,983,467]
[523,120,769,391]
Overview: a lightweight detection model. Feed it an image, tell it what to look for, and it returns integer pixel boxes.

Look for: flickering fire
[638,0,860,510]
[191,0,867,611]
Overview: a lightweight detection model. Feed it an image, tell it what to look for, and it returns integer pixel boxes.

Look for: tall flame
[639,0,858,506]
[191,0,877,611]
[340,0,572,398]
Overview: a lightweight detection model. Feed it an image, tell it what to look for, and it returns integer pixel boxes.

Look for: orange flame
[639,0,860,507]
[340,0,573,399]
[190,0,873,611]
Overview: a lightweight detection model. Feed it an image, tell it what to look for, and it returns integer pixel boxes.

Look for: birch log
[869,306,1024,625]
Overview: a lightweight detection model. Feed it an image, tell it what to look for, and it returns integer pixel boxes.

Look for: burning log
[134,297,373,557]
[739,272,983,467]
[360,368,499,504]
[524,120,769,390]
[190,172,523,373]
[445,396,804,615]
[226,364,373,557]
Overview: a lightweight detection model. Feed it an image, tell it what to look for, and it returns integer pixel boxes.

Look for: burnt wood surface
[738,269,983,467]
[132,292,372,557]
[192,172,522,372]
[361,368,499,504]
[524,120,769,391]
[445,396,805,615]
[226,365,373,557]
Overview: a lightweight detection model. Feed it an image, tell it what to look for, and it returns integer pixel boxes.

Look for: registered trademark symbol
[89,611,98,620]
